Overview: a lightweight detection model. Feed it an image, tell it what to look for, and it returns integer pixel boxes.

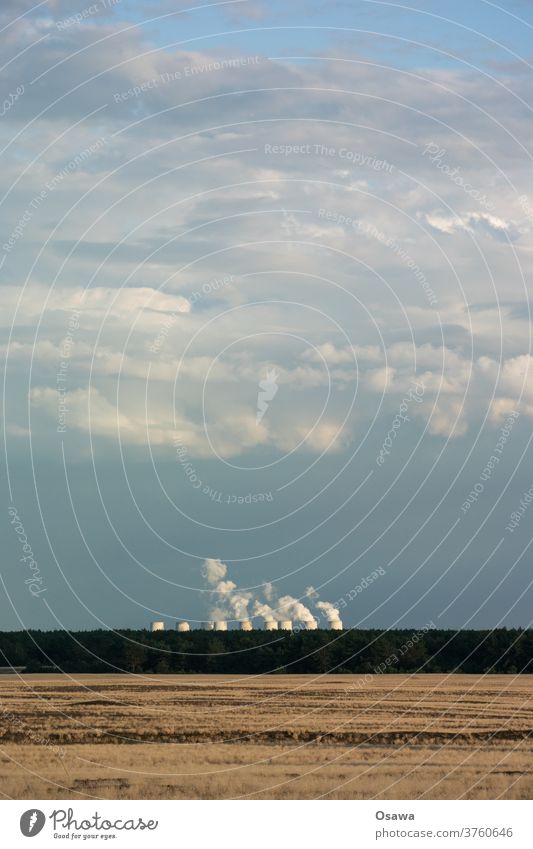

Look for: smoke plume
[252,600,276,621]
[316,600,341,623]
[203,558,227,586]
[203,558,252,622]
[276,595,315,624]
[202,559,339,627]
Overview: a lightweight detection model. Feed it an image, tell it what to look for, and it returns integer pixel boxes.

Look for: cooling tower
[202,621,215,630]
[150,621,165,632]
[264,619,278,630]
[176,622,190,632]
[214,620,228,631]
[240,620,253,631]
[303,619,318,630]
[279,620,293,630]
[328,618,343,630]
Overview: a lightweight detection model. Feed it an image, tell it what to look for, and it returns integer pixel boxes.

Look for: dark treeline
[0,628,532,674]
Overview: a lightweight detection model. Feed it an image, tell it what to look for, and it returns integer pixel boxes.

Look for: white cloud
[425,397,468,438]
[424,210,516,239]
[2,4,532,470]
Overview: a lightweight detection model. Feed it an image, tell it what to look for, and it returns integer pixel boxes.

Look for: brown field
[0,673,532,800]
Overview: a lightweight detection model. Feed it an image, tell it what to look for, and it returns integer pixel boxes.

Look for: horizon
[2,0,533,634]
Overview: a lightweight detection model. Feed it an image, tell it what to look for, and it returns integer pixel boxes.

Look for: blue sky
[129,1,533,68]
[2,0,533,632]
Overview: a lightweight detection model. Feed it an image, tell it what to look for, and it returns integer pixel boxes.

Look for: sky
[2,0,533,632]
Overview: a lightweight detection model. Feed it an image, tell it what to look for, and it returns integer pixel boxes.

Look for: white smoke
[217,579,237,594]
[305,585,341,623]
[202,560,339,627]
[255,583,315,625]
[276,595,316,624]
[305,585,319,601]
[203,558,227,585]
[316,600,341,623]
[253,600,276,621]
[203,559,252,622]
[263,581,275,602]
[228,590,253,620]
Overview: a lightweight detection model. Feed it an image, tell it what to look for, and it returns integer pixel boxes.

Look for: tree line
[0,627,531,674]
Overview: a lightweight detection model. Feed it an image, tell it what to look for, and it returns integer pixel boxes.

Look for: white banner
[2,800,532,847]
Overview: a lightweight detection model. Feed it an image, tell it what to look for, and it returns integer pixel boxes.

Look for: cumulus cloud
[1,286,190,329]
[426,397,468,438]
[2,0,532,471]
[424,211,518,240]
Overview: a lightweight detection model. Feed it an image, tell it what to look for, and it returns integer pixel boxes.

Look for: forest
[0,627,532,675]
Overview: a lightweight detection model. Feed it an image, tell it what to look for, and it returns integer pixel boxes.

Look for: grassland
[0,673,532,799]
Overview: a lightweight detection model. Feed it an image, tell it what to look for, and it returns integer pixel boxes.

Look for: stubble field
[0,673,532,799]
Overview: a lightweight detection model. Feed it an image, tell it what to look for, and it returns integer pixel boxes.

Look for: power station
[150,617,343,631]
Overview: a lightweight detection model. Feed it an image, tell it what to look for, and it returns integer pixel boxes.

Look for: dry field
[0,673,532,799]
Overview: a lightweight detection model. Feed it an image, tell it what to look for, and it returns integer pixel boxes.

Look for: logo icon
[256,368,279,424]
[20,809,46,837]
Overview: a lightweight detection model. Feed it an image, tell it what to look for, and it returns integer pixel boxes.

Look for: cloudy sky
[2,0,533,631]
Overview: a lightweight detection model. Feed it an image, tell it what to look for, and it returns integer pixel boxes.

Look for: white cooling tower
[264,619,278,631]
[176,622,190,632]
[279,620,293,630]
[328,618,343,630]
[202,621,215,630]
[214,620,228,631]
[303,619,318,630]
[150,621,165,632]
[240,620,253,631]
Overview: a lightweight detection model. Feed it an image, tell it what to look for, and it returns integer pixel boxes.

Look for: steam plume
[203,558,227,586]
[316,600,341,623]
[276,595,315,624]
[253,600,276,621]
[202,559,339,627]
[203,559,251,622]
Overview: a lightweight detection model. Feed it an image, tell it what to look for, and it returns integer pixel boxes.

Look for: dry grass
[0,673,532,799]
